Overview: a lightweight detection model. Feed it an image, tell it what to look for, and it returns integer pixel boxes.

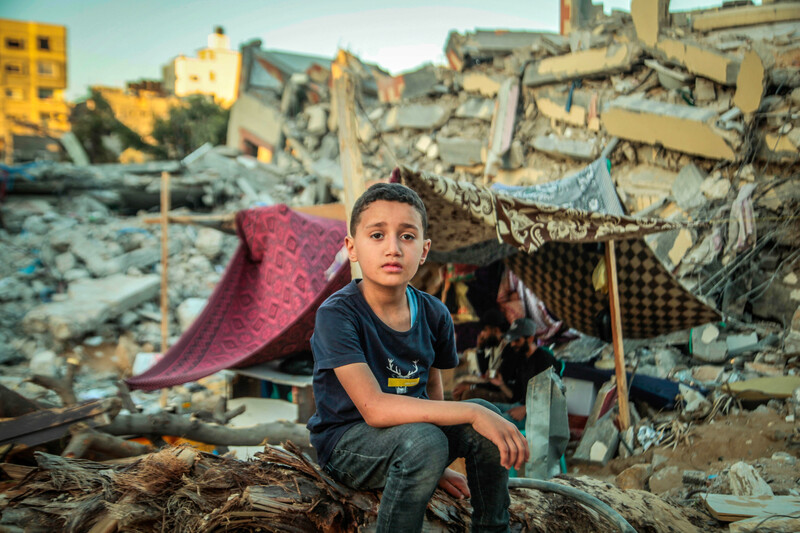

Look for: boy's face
[346,200,431,292]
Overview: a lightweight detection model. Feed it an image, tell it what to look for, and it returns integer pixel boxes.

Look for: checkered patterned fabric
[400,166,721,339]
[506,240,720,339]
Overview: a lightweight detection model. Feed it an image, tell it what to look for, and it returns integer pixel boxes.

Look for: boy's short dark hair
[349,182,428,237]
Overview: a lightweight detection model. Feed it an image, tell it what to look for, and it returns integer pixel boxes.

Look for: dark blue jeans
[324,399,510,533]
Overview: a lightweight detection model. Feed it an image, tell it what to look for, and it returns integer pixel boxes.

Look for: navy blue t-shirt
[307,280,458,468]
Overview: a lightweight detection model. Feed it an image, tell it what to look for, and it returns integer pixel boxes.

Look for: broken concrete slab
[727,332,760,356]
[455,98,494,121]
[381,103,449,131]
[602,95,738,160]
[631,0,669,48]
[617,165,678,212]
[485,78,519,178]
[692,3,800,32]
[532,135,598,161]
[654,38,740,86]
[532,86,592,127]
[22,274,160,340]
[461,72,502,97]
[672,163,708,211]
[573,410,619,466]
[523,42,641,87]
[734,49,767,115]
[437,137,485,167]
[376,64,439,103]
[226,93,285,153]
[691,324,728,363]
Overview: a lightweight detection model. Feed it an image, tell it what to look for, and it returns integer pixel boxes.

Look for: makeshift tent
[399,163,720,339]
[127,205,349,391]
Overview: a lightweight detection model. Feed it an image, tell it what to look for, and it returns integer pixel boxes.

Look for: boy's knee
[397,423,448,467]
[464,398,501,415]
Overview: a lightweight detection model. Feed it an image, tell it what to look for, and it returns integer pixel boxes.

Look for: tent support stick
[605,240,630,430]
[332,50,364,280]
[159,171,171,408]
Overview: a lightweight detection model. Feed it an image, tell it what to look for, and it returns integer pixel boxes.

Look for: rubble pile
[1,1,800,530]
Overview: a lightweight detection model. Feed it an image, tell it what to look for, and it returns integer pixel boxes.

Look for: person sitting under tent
[489,318,562,430]
[451,308,509,401]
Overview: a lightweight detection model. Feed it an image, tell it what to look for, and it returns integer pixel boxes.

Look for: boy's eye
[369,232,383,239]
[400,233,416,241]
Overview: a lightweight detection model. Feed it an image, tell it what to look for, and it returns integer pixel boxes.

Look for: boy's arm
[334,362,529,470]
[427,367,444,401]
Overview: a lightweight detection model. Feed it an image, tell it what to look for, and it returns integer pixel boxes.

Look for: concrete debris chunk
[603,95,738,160]
[523,42,642,87]
[532,134,598,161]
[729,461,774,497]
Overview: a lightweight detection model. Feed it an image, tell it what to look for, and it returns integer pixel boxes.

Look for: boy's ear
[420,238,432,265]
[345,235,358,263]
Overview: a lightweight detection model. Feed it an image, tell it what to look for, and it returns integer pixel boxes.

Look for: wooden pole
[604,240,631,430]
[160,172,171,407]
[331,49,365,280]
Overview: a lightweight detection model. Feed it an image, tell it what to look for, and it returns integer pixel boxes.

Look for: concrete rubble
[1,1,799,530]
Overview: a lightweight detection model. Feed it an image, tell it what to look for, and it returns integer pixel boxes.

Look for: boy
[307,182,529,533]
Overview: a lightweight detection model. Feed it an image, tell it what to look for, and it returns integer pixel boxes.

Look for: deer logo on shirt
[386,359,419,394]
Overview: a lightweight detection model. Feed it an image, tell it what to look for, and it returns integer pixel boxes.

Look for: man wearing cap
[451,309,508,401]
[491,318,561,430]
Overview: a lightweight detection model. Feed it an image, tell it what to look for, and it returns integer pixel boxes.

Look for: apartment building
[0,18,70,160]
[163,26,240,109]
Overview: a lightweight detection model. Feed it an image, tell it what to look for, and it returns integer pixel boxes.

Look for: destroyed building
[2,1,800,531]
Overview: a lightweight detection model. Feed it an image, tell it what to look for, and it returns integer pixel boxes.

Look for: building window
[38,87,54,100]
[189,75,199,82]
[209,71,216,81]
[4,62,23,74]
[5,88,24,100]
[38,37,50,50]
[38,61,55,76]
[5,37,24,50]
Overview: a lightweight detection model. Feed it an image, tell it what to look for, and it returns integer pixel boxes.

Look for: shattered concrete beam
[523,42,641,87]
[602,95,738,160]
[654,38,740,86]
[733,49,767,115]
[532,87,591,127]
[532,135,598,161]
[692,3,800,32]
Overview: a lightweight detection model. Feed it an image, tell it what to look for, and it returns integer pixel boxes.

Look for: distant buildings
[0,18,70,162]
[163,27,240,109]
[91,81,180,143]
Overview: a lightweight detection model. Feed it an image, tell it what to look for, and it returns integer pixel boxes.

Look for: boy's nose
[385,235,401,255]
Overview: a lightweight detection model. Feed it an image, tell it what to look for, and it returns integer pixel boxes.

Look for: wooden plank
[703,493,800,522]
[605,240,631,430]
[0,399,119,448]
[160,171,170,407]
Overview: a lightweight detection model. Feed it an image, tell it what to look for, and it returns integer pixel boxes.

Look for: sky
[1,0,730,102]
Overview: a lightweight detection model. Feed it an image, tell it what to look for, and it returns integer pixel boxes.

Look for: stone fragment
[462,72,501,97]
[726,332,759,356]
[195,228,223,259]
[305,105,328,136]
[672,163,708,211]
[691,324,728,363]
[729,461,773,496]
[29,350,59,377]
[615,463,652,491]
[699,174,731,200]
[177,297,207,332]
[437,137,484,167]
[415,135,434,154]
[693,77,716,102]
[649,465,682,495]
[734,49,767,115]
[532,135,597,161]
[692,365,725,383]
[455,98,494,121]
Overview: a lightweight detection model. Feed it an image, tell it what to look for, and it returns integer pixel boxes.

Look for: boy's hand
[469,405,529,471]
[507,405,526,421]
[438,468,470,499]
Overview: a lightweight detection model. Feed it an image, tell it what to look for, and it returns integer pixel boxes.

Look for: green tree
[70,89,150,163]
[151,95,229,159]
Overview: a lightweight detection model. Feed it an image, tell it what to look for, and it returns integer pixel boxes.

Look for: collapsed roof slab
[532,87,591,127]
[602,95,738,160]
[523,42,641,87]
[692,3,800,32]
[654,37,740,86]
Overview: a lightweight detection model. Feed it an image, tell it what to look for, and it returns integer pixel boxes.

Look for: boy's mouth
[382,262,402,272]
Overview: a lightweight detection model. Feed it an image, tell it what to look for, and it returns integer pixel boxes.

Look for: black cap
[505,318,535,341]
